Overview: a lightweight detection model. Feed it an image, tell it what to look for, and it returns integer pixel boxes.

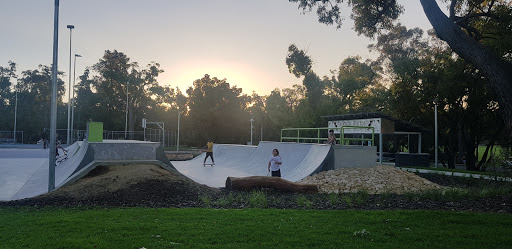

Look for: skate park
[1,114,430,201]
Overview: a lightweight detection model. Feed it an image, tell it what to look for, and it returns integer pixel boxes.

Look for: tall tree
[186,74,251,145]
[16,65,65,141]
[289,0,512,129]
[0,61,17,130]
[89,50,163,132]
[330,56,377,112]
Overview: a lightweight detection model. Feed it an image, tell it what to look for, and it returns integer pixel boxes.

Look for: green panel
[87,122,103,142]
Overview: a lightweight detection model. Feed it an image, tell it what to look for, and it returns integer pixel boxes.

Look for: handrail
[281,126,374,145]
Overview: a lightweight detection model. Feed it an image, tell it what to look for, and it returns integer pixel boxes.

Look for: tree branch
[449,0,456,19]
[455,12,496,25]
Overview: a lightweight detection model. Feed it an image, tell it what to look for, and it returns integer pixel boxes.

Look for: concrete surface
[333,145,377,169]
[0,140,176,201]
[171,141,333,188]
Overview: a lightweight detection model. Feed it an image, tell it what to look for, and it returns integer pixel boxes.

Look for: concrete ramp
[9,142,85,200]
[171,141,332,188]
[1,140,177,201]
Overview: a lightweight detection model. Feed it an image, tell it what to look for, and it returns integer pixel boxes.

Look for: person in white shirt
[325,129,336,145]
[268,148,282,177]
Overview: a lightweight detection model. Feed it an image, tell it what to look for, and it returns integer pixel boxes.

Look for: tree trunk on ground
[420,0,512,129]
[225,176,318,193]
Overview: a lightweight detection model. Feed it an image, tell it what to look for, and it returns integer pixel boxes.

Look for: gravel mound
[298,165,444,194]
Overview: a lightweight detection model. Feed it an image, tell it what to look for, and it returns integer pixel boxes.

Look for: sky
[1,0,436,100]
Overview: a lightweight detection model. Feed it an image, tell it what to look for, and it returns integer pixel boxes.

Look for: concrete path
[171,141,332,188]
[399,167,512,182]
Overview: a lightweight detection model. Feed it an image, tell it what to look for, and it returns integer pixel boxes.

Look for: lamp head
[75,54,82,57]
[67,25,75,29]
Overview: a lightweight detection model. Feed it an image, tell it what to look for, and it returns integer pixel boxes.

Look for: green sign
[87,122,103,142]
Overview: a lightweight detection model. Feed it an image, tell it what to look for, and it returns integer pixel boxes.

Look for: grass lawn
[0,207,511,249]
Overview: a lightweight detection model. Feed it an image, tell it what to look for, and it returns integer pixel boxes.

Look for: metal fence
[69,129,179,148]
[0,131,24,144]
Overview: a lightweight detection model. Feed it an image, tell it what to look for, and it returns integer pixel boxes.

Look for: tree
[289,0,512,129]
[16,65,66,141]
[286,44,325,110]
[186,74,251,145]
[330,56,377,112]
[0,61,16,130]
[87,50,164,133]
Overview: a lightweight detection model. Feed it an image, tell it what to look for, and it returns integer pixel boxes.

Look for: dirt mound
[28,164,220,207]
[298,165,444,194]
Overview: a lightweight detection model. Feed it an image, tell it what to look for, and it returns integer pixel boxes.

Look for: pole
[249,118,254,145]
[177,110,180,152]
[71,54,81,143]
[125,81,129,139]
[49,0,60,192]
[66,24,74,145]
[434,100,438,168]
[13,78,18,142]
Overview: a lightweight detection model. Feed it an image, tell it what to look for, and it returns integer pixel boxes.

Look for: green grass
[478,145,510,162]
[0,207,511,248]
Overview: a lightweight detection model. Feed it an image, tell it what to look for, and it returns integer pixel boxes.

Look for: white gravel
[298,165,444,194]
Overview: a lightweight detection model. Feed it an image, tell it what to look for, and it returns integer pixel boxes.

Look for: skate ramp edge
[58,140,179,189]
[7,140,178,200]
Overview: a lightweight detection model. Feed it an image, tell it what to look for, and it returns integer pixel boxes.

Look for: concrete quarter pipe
[171,141,333,188]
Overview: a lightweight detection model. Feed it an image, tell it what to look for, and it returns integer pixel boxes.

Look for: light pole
[249,118,254,145]
[125,81,129,139]
[434,99,438,168]
[66,24,74,145]
[13,77,18,143]
[70,54,81,143]
[177,108,180,152]
[49,0,60,191]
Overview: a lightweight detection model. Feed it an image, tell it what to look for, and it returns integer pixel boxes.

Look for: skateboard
[203,163,215,167]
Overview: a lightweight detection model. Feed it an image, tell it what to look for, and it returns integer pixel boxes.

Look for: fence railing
[281,126,374,145]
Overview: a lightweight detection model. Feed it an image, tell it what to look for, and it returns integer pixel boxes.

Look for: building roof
[322,112,430,133]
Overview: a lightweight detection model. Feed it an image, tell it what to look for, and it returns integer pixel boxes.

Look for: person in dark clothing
[41,129,49,149]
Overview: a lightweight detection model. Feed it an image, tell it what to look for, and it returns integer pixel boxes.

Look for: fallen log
[225,176,318,193]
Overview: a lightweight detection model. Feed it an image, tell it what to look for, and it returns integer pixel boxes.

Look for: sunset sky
[1,0,435,99]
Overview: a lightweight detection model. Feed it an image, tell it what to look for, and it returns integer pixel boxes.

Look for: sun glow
[157,59,288,96]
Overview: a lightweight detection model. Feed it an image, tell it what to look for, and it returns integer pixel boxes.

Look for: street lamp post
[70,54,81,143]
[66,24,74,145]
[125,81,129,139]
[177,108,180,152]
[249,118,254,145]
[49,0,60,191]
[13,77,18,143]
[434,99,438,168]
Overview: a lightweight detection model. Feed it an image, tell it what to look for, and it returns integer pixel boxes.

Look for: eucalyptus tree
[330,56,377,112]
[186,74,251,145]
[370,24,503,170]
[15,65,65,141]
[0,61,16,130]
[285,44,325,111]
[88,50,163,132]
[289,0,512,129]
